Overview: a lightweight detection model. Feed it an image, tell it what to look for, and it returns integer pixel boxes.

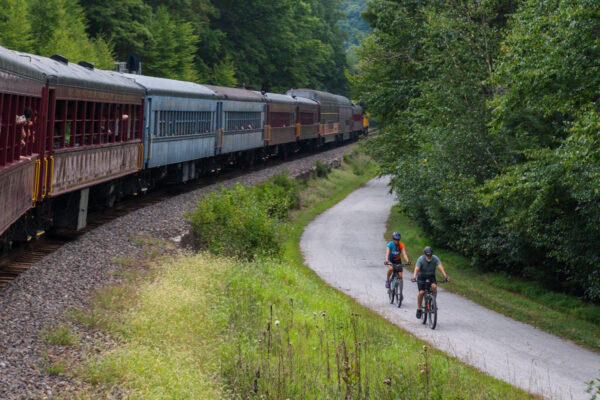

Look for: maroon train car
[0,46,145,249]
[0,47,47,245]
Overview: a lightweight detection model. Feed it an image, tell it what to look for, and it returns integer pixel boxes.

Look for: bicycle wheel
[388,281,395,304]
[421,295,427,324]
[396,280,402,308]
[427,296,437,329]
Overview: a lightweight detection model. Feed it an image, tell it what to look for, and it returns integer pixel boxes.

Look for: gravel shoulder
[300,177,600,400]
[0,145,353,399]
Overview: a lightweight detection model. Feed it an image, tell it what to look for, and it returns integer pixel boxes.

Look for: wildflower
[274,320,280,326]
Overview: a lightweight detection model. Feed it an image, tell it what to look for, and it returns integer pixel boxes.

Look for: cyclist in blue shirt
[412,246,449,319]
[385,232,411,289]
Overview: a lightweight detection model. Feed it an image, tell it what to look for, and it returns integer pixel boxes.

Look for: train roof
[119,73,217,99]
[286,89,339,104]
[335,94,353,108]
[4,50,145,96]
[293,96,318,107]
[0,46,47,83]
[260,92,297,105]
[203,85,264,102]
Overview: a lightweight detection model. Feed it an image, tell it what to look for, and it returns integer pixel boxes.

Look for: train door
[215,101,223,155]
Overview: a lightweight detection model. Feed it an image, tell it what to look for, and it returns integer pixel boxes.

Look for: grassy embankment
[49,146,531,399]
[386,206,600,352]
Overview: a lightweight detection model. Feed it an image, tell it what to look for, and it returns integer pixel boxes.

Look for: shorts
[388,263,403,273]
[417,276,437,292]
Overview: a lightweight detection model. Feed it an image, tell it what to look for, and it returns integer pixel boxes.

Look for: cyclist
[411,246,449,319]
[385,232,410,290]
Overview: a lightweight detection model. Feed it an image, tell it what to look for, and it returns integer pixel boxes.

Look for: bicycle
[385,262,404,308]
[412,277,448,329]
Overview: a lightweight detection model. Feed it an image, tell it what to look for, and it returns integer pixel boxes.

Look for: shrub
[315,160,329,177]
[187,174,299,259]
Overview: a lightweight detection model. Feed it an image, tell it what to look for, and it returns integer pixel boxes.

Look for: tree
[143,6,199,81]
[0,0,32,52]
[79,0,153,60]
[29,0,114,68]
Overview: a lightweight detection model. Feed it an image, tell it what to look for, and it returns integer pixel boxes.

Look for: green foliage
[42,324,77,346]
[209,0,349,93]
[211,55,237,87]
[0,0,350,91]
[27,0,115,68]
[0,0,32,52]
[143,6,198,81]
[315,160,329,177]
[354,0,600,301]
[79,0,152,59]
[339,0,369,50]
[187,174,300,259]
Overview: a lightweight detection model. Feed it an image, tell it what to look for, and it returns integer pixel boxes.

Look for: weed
[587,374,600,400]
[46,359,68,375]
[41,324,77,346]
[315,160,329,177]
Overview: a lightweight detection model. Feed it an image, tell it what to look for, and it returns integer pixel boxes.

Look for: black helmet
[424,246,433,256]
[392,232,401,240]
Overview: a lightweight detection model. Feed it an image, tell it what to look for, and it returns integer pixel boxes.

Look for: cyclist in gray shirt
[412,246,449,319]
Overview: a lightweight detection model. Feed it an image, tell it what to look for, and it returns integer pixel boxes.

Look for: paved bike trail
[300,177,600,400]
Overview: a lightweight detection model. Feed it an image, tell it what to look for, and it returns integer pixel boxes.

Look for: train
[0,45,367,252]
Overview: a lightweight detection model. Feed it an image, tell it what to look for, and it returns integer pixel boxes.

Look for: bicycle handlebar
[411,277,450,283]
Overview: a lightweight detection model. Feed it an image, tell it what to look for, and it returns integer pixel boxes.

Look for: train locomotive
[0,46,365,253]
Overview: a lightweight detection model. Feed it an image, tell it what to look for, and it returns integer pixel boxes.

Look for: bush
[187,174,299,259]
[315,160,329,177]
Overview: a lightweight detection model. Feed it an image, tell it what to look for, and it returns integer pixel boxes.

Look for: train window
[225,111,261,131]
[269,112,293,128]
[153,110,212,137]
[300,112,315,125]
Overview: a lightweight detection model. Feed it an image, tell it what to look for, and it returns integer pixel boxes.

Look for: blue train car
[204,85,265,155]
[119,74,218,179]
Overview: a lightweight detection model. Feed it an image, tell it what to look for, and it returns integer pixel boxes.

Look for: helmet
[392,232,401,240]
[424,246,433,256]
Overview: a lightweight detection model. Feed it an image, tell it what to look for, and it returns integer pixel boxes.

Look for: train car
[287,89,340,144]
[295,96,320,147]
[0,49,146,239]
[0,46,47,246]
[336,94,353,142]
[351,103,364,139]
[262,92,298,153]
[203,85,265,159]
[26,54,145,230]
[119,74,218,183]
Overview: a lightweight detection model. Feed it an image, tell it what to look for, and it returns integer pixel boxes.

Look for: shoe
[385,280,390,288]
[416,309,422,319]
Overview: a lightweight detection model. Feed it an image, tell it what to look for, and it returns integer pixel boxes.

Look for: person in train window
[247,124,253,130]
[109,112,129,140]
[16,108,33,159]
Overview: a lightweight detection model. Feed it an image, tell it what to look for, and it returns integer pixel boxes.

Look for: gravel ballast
[0,144,355,399]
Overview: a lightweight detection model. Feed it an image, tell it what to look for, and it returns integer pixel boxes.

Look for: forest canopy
[352,0,600,301]
[0,0,356,94]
